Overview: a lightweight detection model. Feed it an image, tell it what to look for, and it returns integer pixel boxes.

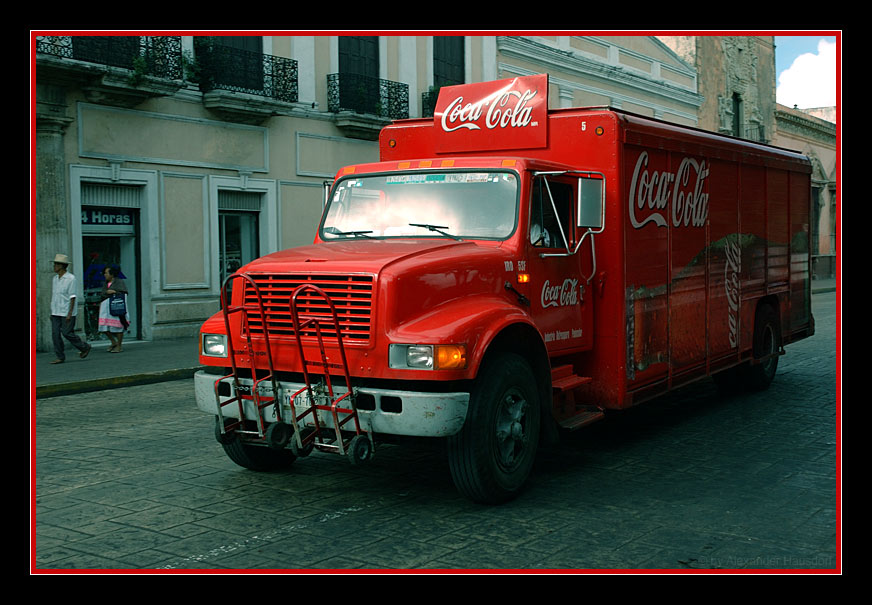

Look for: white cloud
[776,39,837,109]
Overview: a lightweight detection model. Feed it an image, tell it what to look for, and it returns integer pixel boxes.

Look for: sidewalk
[812,276,837,295]
[34,336,204,399]
[32,278,836,400]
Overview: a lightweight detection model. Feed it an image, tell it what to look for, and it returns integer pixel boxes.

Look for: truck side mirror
[578,176,604,230]
[323,180,333,208]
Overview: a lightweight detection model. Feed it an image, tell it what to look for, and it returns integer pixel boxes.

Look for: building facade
[658,34,838,279]
[772,104,838,279]
[38,33,791,352]
[657,35,778,143]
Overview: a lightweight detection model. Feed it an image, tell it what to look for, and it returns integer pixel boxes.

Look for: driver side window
[530,178,573,248]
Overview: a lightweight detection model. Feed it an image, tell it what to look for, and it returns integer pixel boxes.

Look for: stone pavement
[32,288,839,571]
[32,278,837,400]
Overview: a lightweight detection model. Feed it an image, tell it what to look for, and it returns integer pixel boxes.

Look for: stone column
[35,83,73,352]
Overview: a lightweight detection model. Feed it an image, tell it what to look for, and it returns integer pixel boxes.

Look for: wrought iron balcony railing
[327,73,409,120]
[422,89,438,118]
[195,40,298,103]
[35,35,183,80]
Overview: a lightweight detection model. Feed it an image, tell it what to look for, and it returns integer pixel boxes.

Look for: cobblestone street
[33,291,839,573]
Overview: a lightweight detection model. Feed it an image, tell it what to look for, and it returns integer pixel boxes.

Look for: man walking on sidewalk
[50,253,91,364]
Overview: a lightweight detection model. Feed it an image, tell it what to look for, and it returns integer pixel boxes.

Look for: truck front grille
[242,273,374,343]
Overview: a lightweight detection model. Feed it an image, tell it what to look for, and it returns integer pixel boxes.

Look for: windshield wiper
[409,223,462,241]
[324,227,373,238]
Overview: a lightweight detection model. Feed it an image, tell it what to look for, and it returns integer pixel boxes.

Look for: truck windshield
[321,171,519,240]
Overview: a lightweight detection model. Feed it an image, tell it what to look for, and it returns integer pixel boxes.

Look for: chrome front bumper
[193,370,469,438]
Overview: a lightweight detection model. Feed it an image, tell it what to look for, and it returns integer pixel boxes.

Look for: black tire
[346,434,374,465]
[216,417,297,471]
[265,421,293,450]
[214,417,237,445]
[745,304,781,391]
[289,427,316,458]
[447,352,541,504]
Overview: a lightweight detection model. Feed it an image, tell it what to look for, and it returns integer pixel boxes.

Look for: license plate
[285,389,310,407]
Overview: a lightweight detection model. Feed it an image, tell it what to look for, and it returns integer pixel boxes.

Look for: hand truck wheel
[289,426,316,457]
[265,421,293,450]
[346,434,373,465]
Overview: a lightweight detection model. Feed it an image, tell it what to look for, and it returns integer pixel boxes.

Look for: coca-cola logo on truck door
[628,151,710,229]
[434,74,549,153]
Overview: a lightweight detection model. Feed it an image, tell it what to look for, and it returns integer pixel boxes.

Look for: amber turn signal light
[435,345,467,370]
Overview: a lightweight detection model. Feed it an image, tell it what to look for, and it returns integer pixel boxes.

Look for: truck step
[557,407,605,430]
[551,365,592,392]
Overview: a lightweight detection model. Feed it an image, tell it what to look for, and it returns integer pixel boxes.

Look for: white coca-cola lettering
[628,151,710,229]
[541,278,580,308]
[442,96,482,131]
[441,87,538,133]
[724,236,741,347]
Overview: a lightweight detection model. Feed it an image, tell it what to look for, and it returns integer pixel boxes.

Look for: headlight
[202,334,228,357]
[406,345,434,369]
[389,344,466,370]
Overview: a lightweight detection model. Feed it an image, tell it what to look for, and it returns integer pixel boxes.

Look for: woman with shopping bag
[98,265,130,353]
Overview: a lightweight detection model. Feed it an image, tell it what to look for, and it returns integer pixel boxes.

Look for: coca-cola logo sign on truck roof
[434,74,549,153]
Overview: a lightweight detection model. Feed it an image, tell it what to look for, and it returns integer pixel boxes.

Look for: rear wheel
[448,353,541,504]
[746,304,781,391]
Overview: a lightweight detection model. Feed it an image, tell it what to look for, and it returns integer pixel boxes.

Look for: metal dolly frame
[284,283,373,465]
[213,273,284,446]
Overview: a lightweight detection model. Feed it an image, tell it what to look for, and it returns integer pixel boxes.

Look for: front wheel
[448,353,541,504]
[216,417,297,471]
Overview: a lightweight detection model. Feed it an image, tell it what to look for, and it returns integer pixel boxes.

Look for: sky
[774,35,838,109]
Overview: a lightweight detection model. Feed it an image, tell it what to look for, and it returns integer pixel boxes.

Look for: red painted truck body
[194,75,814,503]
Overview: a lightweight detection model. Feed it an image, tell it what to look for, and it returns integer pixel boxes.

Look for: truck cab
[196,152,606,503]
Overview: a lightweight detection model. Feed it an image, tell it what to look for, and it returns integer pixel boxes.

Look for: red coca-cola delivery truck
[194,74,814,503]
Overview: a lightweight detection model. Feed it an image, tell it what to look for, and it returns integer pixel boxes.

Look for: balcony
[327,73,409,139]
[35,36,185,106]
[194,40,299,124]
[422,84,462,118]
[422,89,438,118]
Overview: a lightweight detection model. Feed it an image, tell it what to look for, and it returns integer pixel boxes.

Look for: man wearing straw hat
[50,253,91,364]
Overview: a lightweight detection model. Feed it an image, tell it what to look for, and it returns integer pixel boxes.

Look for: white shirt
[51,272,78,317]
